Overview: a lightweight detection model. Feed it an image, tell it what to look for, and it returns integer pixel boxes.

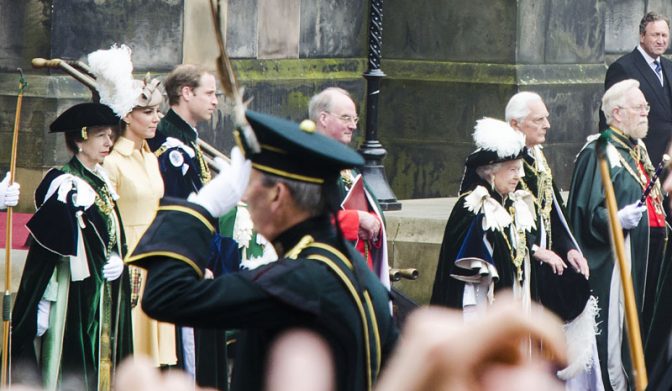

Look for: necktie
[654,60,663,86]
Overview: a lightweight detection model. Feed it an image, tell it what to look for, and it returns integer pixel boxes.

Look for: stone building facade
[0,0,670,211]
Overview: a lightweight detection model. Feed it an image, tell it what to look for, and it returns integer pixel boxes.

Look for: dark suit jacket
[600,48,672,165]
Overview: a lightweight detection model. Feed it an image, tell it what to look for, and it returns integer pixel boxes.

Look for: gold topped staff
[2,68,28,387]
[597,130,647,391]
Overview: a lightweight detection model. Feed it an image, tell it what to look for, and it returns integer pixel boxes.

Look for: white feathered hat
[465,117,525,168]
[458,117,526,194]
[88,44,162,118]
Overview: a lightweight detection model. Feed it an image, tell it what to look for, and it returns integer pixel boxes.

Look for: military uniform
[129,110,398,391]
[148,107,235,389]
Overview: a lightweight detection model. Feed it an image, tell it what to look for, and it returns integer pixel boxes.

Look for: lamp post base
[359,141,401,211]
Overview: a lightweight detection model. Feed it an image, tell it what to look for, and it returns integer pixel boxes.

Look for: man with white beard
[567,79,667,391]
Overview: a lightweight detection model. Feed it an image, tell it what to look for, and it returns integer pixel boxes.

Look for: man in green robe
[128,111,398,391]
[567,79,667,391]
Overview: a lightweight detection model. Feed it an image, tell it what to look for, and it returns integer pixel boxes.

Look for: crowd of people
[2,9,672,391]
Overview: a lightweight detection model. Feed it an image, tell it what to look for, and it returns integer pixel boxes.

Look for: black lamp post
[359,0,401,211]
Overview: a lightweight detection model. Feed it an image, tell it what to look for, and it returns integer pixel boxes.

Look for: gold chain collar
[522,149,553,249]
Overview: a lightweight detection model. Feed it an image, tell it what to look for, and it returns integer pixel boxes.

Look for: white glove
[617,202,647,230]
[189,147,251,218]
[0,172,20,209]
[36,299,51,337]
[103,253,124,281]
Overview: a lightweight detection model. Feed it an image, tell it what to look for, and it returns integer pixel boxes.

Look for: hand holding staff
[597,131,647,391]
[2,68,28,387]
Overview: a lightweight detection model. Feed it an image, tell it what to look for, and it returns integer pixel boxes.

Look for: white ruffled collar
[464,186,536,232]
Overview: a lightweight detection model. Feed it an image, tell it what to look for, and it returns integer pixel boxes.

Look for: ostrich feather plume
[87,44,140,118]
[473,117,525,158]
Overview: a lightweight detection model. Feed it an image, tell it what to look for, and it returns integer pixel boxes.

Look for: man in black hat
[127,111,398,391]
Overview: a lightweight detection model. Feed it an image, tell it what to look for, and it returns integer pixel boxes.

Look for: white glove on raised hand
[0,172,20,209]
[103,253,124,281]
[189,147,251,218]
[617,202,647,230]
[36,299,51,337]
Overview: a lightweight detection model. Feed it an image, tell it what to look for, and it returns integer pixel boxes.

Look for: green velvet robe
[11,157,132,391]
[567,131,653,391]
[128,198,398,391]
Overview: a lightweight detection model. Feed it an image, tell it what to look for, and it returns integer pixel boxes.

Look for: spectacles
[325,111,359,125]
[619,104,651,113]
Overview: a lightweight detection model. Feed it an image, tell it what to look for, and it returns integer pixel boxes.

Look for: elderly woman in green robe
[431,118,536,318]
[11,103,132,391]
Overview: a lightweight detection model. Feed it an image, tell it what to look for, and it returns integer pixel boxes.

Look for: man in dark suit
[601,11,672,166]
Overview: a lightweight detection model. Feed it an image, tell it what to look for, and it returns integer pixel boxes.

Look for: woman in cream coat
[90,45,177,367]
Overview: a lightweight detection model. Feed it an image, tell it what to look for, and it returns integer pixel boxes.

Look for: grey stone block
[383,0,516,62]
[257,0,300,59]
[299,0,366,58]
[50,0,183,71]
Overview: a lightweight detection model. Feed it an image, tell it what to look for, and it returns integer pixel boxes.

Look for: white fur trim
[557,295,600,380]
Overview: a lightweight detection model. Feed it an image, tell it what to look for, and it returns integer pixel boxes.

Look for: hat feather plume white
[87,44,140,118]
[473,117,525,158]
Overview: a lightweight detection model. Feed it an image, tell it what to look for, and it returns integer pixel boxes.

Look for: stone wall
[0,0,668,211]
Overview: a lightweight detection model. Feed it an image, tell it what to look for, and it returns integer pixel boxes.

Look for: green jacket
[128,198,398,391]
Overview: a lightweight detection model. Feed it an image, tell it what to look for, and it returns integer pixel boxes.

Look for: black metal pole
[360,0,401,211]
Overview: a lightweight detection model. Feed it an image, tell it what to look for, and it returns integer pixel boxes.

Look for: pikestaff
[597,131,648,391]
[2,68,28,387]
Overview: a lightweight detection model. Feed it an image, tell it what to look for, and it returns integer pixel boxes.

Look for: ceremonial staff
[31,57,230,169]
[637,154,671,207]
[208,0,260,156]
[597,130,647,391]
[2,68,28,387]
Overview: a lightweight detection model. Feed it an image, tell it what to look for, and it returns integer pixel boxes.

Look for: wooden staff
[32,57,230,169]
[208,0,260,155]
[2,68,28,387]
[597,133,647,390]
